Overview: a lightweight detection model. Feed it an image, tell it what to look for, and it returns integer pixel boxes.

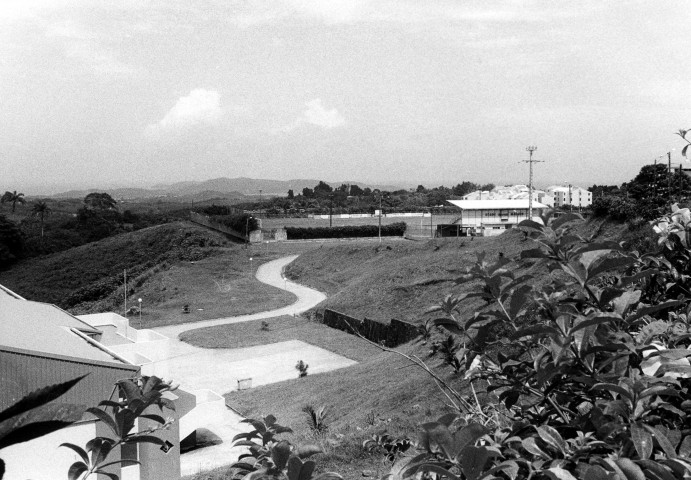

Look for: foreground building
[440,199,549,236]
[0,285,195,480]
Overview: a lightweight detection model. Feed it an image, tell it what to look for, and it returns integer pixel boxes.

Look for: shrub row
[285,222,406,240]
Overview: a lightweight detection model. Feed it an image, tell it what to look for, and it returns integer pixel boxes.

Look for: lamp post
[373,189,382,242]
[329,193,334,228]
[249,257,253,276]
[137,298,142,329]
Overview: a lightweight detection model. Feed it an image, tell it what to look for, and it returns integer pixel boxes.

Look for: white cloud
[273,99,346,133]
[145,89,223,139]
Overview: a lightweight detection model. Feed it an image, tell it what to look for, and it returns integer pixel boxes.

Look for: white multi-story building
[546,186,592,208]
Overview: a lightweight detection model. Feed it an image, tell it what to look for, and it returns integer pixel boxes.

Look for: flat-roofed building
[443,199,549,236]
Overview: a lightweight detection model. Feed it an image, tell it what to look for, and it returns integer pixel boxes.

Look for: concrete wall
[321,309,419,347]
[1,420,97,480]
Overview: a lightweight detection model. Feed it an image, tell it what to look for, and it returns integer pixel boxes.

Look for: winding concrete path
[155,254,326,339]
[111,255,350,476]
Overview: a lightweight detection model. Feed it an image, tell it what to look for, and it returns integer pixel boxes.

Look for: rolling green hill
[0,221,231,308]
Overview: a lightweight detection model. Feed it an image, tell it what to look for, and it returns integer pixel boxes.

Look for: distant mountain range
[50,177,405,200]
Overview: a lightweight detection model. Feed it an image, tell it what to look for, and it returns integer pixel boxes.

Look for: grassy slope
[285,232,531,322]
[285,219,628,323]
[0,221,231,305]
[224,341,458,480]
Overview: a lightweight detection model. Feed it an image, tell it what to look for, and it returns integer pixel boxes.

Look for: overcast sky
[2,1,690,194]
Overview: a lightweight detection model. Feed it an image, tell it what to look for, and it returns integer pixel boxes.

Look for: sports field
[259,213,462,237]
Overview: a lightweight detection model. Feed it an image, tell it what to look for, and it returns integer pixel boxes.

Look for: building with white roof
[443,199,549,236]
[462,185,555,207]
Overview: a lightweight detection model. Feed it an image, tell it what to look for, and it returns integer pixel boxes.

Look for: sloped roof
[447,199,549,210]
[0,287,128,364]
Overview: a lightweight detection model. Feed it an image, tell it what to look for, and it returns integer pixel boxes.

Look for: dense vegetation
[285,222,406,240]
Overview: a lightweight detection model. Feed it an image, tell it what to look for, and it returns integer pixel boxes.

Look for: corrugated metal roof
[0,290,128,364]
[447,199,549,210]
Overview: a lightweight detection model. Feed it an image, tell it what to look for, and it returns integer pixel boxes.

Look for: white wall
[2,421,98,480]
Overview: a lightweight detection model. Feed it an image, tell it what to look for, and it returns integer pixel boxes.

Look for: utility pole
[123,269,127,315]
[523,146,543,220]
[668,151,672,198]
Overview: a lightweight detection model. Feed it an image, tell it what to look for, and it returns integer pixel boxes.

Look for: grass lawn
[218,341,462,480]
[180,316,381,362]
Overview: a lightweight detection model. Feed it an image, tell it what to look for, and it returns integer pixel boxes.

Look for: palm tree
[1,191,25,213]
[32,200,52,242]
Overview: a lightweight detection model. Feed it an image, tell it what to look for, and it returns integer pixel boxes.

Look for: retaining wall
[321,309,419,347]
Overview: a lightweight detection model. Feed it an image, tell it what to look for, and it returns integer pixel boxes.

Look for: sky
[1,0,690,194]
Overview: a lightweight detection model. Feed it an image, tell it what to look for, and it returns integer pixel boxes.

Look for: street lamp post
[137,298,142,329]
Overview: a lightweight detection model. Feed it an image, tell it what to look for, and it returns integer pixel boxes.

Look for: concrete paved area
[108,255,350,477]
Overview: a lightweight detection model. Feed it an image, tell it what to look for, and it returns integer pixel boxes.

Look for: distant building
[0,285,196,480]
[461,185,555,208]
[546,185,592,208]
[443,199,549,236]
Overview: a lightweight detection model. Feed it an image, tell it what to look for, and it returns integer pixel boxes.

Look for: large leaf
[457,445,491,480]
[296,444,323,459]
[287,456,316,480]
[626,300,685,324]
[551,213,584,230]
[67,462,88,480]
[271,440,292,471]
[536,426,566,456]
[543,467,577,480]
[613,458,645,480]
[509,285,533,319]
[432,318,464,335]
[452,423,487,460]
[631,424,653,460]
[0,374,87,423]
[86,407,119,437]
[586,256,636,283]
[0,403,86,449]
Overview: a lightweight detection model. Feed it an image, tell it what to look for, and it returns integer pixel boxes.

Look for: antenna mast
[523,146,543,219]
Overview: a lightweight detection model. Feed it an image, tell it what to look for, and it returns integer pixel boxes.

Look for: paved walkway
[155,255,326,338]
[124,255,349,477]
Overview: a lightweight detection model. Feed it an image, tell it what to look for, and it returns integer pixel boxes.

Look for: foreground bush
[393,209,691,479]
[285,222,406,240]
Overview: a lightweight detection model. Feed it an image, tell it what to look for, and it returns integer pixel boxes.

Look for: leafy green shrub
[391,210,691,480]
[229,415,341,480]
[302,405,329,434]
[296,360,309,378]
[285,222,406,240]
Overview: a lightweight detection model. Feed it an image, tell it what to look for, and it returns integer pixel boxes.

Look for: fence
[321,309,419,347]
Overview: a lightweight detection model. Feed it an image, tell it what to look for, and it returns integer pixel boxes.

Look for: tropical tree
[83,192,117,210]
[1,191,25,213]
[31,200,52,241]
